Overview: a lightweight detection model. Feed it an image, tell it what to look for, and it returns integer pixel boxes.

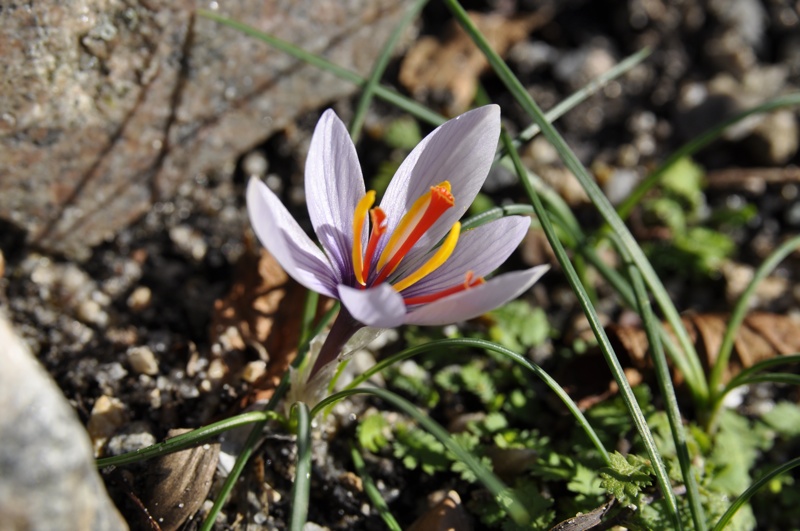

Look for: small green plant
[641,156,739,277]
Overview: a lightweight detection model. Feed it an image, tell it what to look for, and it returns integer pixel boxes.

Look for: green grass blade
[349,0,429,142]
[445,0,707,405]
[312,387,530,525]
[709,235,800,398]
[727,373,800,387]
[616,93,800,220]
[299,291,320,347]
[498,126,682,528]
[567,230,704,406]
[712,456,800,531]
[457,194,704,406]
[344,337,609,465]
[460,204,536,231]
[200,414,269,531]
[351,444,402,531]
[496,47,652,160]
[95,410,278,468]
[289,402,312,531]
[723,354,800,395]
[199,298,340,530]
[619,239,705,530]
[197,9,445,127]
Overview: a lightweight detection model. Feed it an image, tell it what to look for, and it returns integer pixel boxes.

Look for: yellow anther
[352,191,376,285]
[392,222,461,292]
[376,181,454,275]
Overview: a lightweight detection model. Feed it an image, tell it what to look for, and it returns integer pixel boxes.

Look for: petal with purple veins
[396,216,530,298]
[339,283,407,328]
[377,105,501,267]
[247,178,339,297]
[403,266,549,326]
[305,109,366,282]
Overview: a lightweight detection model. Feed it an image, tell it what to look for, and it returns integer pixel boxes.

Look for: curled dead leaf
[143,429,220,531]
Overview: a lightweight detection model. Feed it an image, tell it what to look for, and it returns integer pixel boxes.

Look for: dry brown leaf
[561,312,800,410]
[612,312,800,382]
[210,242,309,402]
[143,428,220,531]
[550,499,616,531]
[399,10,552,115]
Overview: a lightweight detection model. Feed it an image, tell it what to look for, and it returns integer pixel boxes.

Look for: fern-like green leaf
[599,452,653,504]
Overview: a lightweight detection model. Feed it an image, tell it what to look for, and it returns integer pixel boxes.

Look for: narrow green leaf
[496,123,682,527]
[95,410,278,468]
[709,235,800,403]
[349,0,429,142]
[723,354,800,395]
[711,457,800,530]
[351,445,402,531]
[617,94,800,220]
[289,402,312,531]
[197,9,445,127]
[444,0,708,407]
[619,238,706,530]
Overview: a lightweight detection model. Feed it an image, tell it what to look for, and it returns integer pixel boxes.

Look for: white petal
[377,105,501,266]
[247,178,339,297]
[305,109,366,281]
[338,283,407,328]
[404,266,549,326]
[398,216,531,298]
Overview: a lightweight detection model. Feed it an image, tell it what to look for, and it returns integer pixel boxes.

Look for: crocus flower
[247,105,548,377]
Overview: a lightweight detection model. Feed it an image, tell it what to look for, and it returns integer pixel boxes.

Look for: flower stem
[309,307,362,378]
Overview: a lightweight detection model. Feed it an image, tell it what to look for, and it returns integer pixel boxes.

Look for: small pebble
[106,421,156,456]
[127,345,159,375]
[242,360,267,383]
[77,299,108,327]
[170,225,208,261]
[95,362,128,393]
[127,285,152,311]
[87,395,128,456]
[207,358,227,381]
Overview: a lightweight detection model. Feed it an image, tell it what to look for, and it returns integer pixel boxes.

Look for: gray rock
[0,0,408,260]
[675,66,790,142]
[0,314,127,530]
[746,109,799,165]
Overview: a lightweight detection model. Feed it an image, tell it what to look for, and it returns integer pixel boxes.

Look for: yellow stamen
[352,191,376,285]
[375,181,453,281]
[392,222,461,292]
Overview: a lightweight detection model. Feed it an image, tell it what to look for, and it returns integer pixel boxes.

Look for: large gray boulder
[0,314,128,530]
[0,0,408,260]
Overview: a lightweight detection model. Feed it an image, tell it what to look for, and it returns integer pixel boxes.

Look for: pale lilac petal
[398,216,531,299]
[339,283,407,328]
[305,109,366,282]
[376,105,501,267]
[403,266,549,326]
[247,178,339,297]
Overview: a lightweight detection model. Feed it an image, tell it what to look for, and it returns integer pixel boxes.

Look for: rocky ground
[1,0,799,529]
